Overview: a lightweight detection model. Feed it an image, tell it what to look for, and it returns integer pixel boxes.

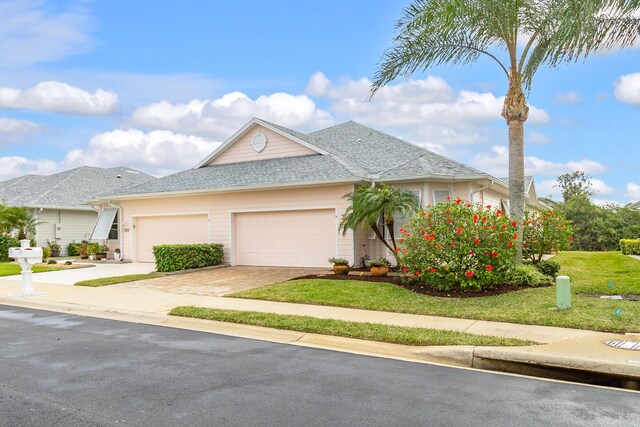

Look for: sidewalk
[1,279,639,388]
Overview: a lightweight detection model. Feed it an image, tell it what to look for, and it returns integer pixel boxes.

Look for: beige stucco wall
[118,184,355,265]
[210,125,318,166]
[34,208,99,255]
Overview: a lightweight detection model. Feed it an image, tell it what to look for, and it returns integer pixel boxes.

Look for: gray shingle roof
[109,155,357,197]
[100,119,491,199]
[499,176,534,194]
[0,166,156,210]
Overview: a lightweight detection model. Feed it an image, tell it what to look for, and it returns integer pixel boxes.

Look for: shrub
[67,242,83,256]
[42,247,52,261]
[328,257,349,265]
[0,235,19,262]
[398,199,516,291]
[533,259,561,277]
[366,257,390,268]
[522,209,573,263]
[64,261,72,266]
[86,243,101,255]
[506,264,551,287]
[620,239,640,255]
[47,259,57,265]
[153,243,224,272]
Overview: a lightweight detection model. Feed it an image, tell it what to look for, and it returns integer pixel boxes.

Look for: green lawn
[231,252,640,333]
[74,273,165,287]
[170,306,534,347]
[0,262,65,276]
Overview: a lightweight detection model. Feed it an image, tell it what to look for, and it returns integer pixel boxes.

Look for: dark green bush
[64,260,72,265]
[67,243,83,256]
[620,239,640,255]
[153,243,224,272]
[506,264,551,287]
[526,259,561,278]
[0,235,20,262]
[47,259,57,265]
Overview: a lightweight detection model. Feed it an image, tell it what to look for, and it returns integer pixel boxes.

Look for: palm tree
[371,0,640,262]
[0,206,44,240]
[340,183,419,263]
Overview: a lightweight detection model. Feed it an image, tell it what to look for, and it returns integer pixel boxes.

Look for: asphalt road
[0,305,638,427]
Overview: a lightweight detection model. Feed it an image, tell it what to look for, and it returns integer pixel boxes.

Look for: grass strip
[169,306,535,347]
[0,263,65,276]
[74,273,164,287]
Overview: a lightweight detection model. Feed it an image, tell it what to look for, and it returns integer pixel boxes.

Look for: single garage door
[135,214,209,262]
[234,209,336,267]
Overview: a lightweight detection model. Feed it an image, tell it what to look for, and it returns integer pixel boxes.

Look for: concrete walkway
[0,278,638,387]
[1,262,156,285]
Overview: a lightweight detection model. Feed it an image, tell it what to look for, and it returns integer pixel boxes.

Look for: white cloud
[614,73,640,106]
[130,91,333,139]
[0,156,57,181]
[471,145,606,177]
[62,129,218,176]
[590,178,616,195]
[625,182,640,200]
[553,91,583,105]
[0,0,93,67]
[0,117,42,145]
[0,81,118,115]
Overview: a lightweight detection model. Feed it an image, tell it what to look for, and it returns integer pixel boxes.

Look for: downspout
[107,200,124,258]
[473,180,495,205]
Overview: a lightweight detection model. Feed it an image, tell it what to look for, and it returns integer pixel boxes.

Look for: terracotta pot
[370,265,389,277]
[332,264,350,275]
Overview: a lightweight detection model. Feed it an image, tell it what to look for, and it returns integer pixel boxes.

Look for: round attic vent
[252,131,267,152]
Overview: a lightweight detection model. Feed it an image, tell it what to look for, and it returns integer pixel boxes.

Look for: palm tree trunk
[502,70,529,264]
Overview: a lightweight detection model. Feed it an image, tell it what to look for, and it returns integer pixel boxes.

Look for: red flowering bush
[522,209,573,263]
[397,199,516,291]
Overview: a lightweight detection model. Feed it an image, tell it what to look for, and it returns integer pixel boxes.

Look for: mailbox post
[8,239,43,296]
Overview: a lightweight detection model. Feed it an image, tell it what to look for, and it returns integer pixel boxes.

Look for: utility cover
[91,207,118,240]
[602,339,640,351]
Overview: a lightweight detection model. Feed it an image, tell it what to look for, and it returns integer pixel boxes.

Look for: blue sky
[1,0,639,204]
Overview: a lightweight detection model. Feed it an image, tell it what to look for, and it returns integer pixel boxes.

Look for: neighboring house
[628,201,640,210]
[0,166,156,255]
[91,118,544,267]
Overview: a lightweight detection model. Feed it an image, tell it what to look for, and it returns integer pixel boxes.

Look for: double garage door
[134,209,337,267]
[234,209,336,268]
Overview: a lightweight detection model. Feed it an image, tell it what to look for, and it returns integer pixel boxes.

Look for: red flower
[421,211,427,216]
[508,241,514,247]
[486,205,491,209]
[436,244,442,249]
[501,225,507,229]
[455,198,461,204]
[492,251,498,258]
[548,210,553,215]
[402,266,407,273]
[467,203,471,207]
[481,217,487,222]
[486,265,493,271]
[415,271,420,276]
[457,228,463,234]
[523,243,527,247]
[399,238,404,243]
[446,196,451,200]
[465,271,475,278]
[569,236,574,241]
[496,209,502,215]
[395,247,400,253]
[513,234,518,239]
[445,209,450,214]
[511,221,517,227]
[474,238,480,244]
[431,268,437,273]
[473,215,478,222]
[469,250,475,256]
[447,218,453,223]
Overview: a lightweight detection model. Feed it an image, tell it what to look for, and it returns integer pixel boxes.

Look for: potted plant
[96,244,109,260]
[47,240,61,257]
[79,243,89,260]
[366,257,391,277]
[328,257,350,275]
[113,248,122,261]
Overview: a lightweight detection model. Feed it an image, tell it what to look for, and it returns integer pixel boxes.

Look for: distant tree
[340,184,420,264]
[0,206,44,240]
[555,171,594,202]
[371,0,640,263]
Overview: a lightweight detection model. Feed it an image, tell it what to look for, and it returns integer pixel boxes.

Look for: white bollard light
[8,239,43,296]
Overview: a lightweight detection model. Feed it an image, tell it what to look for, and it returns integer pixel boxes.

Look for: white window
[433,189,451,205]
[393,189,422,239]
[501,199,511,215]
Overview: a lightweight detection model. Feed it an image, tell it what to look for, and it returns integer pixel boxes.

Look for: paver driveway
[112,265,326,296]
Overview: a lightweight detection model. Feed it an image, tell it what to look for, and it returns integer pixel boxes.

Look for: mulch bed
[290,273,552,298]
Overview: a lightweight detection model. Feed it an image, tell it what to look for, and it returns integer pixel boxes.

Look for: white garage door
[135,214,209,262]
[234,209,336,267]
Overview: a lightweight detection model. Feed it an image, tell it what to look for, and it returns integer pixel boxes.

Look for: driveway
[2,262,156,285]
[113,265,326,296]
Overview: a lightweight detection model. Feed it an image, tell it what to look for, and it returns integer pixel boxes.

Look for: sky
[0,0,639,204]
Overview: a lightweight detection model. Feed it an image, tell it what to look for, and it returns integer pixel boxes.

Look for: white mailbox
[8,239,43,295]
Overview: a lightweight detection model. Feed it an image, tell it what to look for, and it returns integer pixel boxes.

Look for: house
[628,201,640,210]
[91,118,544,267]
[0,166,156,255]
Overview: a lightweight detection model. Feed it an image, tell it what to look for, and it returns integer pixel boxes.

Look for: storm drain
[602,339,640,351]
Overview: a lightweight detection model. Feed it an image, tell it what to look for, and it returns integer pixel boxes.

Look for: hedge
[0,235,19,262]
[152,243,224,272]
[620,239,640,255]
